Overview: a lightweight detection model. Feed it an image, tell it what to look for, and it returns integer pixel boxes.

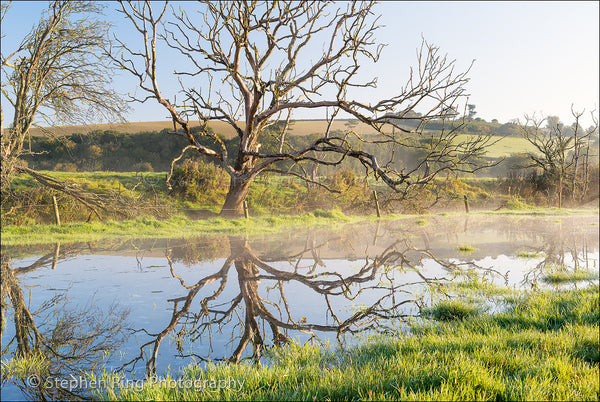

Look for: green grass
[542,270,599,284]
[483,206,599,216]
[1,354,50,380]
[0,211,352,246]
[455,134,538,158]
[3,207,596,246]
[516,251,543,258]
[2,169,379,226]
[93,286,600,401]
[457,245,477,253]
[0,210,412,246]
[422,300,483,321]
[503,196,535,211]
[442,277,512,298]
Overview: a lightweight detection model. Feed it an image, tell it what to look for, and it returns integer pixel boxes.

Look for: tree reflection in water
[2,216,596,398]
[122,234,502,377]
[1,246,130,401]
[521,234,597,288]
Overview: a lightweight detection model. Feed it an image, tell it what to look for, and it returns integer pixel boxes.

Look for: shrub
[168,159,229,202]
[132,162,154,172]
[325,168,357,190]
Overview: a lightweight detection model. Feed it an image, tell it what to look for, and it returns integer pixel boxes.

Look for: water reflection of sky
[2,214,598,400]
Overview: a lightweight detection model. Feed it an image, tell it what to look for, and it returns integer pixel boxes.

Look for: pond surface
[1,214,598,400]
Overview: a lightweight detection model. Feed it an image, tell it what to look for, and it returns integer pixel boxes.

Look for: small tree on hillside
[467,104,476,120]
[113,0,494,217]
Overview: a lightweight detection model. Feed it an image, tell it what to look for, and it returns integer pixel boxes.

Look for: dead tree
[112,1,494,217]
[518,108,597,207]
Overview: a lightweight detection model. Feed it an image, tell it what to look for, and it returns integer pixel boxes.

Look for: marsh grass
[422,300,483,321]
[1,354,50,380]
[0,211,366,246]
[542,270,599,284]
[457,245,477,253]
[444,278,511,297]
[483,206,599,216]
[516,250,543,258]
[92,286,599,401]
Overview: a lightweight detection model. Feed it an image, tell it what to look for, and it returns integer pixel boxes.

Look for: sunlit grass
[93,286,600,401]
[542,270,599,284]
[422,300,483,321]
[1,354,50,380]
[454,134,538,158]
[0,212,347,246]
[1,210,411,246]
[444,278,511,297]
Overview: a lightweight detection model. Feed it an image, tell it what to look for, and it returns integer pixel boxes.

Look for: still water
[1,214,598,400]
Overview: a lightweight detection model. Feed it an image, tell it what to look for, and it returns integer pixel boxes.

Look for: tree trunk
[221,175,252,218]
[558,174,563,209]
[571,131,579,203]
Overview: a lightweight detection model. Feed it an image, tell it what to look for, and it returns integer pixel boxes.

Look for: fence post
[52,195,61,226]
[372,190,381,218]
[463,195,470,213]
[243,200,249,219]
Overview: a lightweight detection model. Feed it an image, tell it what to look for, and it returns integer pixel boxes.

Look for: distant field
[28,119,381,139]
[454,134,538,158]
[28,120,540,157]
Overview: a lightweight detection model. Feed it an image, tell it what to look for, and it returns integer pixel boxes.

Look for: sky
[1,1,599,128]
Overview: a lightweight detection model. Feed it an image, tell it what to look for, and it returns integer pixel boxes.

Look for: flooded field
[1,214,598,400]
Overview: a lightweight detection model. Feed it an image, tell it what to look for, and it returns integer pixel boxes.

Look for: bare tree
[518,107,597,207]
[1,1,128,202]
[112,0,494,217]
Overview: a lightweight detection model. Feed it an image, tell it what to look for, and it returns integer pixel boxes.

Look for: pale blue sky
[2,1,599,127]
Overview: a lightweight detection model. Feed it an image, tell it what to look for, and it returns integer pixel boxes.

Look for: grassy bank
[1,170,379,226]
[2,169,598,246]
[0,210,409,246]
[94,286,599,401]
[2,207,598,246]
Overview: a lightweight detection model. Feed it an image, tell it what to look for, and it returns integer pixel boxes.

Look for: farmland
[28,119,382,139]
[28,119,541,159]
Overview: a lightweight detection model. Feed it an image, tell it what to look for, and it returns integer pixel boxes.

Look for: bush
[132,162,154,172]
[325,168,357,190]
[168,159,229,203]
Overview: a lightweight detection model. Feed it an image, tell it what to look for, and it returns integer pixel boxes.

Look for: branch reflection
[123,234,491,377]
[1,249,130,401]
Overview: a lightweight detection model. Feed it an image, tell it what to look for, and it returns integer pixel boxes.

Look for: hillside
[23,118,548,161]
[28,119,382,139]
